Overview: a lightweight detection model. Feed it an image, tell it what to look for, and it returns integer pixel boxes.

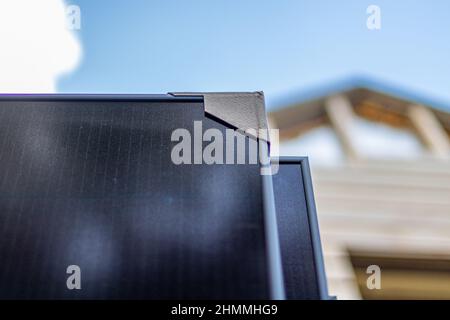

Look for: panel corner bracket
[168,92,270,142]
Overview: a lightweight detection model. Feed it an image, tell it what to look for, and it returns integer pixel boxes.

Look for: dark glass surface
[0,99,269,299]
[273,163,320,299]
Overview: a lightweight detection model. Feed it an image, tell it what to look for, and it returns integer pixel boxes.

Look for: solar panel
[272,157,329,299]
[0,94,328,300]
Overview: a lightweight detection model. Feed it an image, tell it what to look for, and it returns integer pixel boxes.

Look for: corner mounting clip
[169,92,270,142]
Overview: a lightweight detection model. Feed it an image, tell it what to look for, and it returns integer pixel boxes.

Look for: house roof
[271,76,450,112]
[269,76,450,137]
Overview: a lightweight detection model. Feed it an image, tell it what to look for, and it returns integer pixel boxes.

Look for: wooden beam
[408,104,450,160]
[325,95,360,161]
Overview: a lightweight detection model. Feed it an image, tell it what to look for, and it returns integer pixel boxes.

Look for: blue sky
[61,0,450,110]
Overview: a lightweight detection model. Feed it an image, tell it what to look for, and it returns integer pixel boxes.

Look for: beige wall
[310,159,450,299]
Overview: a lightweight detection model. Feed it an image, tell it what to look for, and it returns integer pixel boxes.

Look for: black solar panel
[273,158,329,299]
[0,95,329,300]
[0,96,270,299]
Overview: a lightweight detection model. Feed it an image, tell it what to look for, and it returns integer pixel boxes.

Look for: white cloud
[0,0,81,93]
